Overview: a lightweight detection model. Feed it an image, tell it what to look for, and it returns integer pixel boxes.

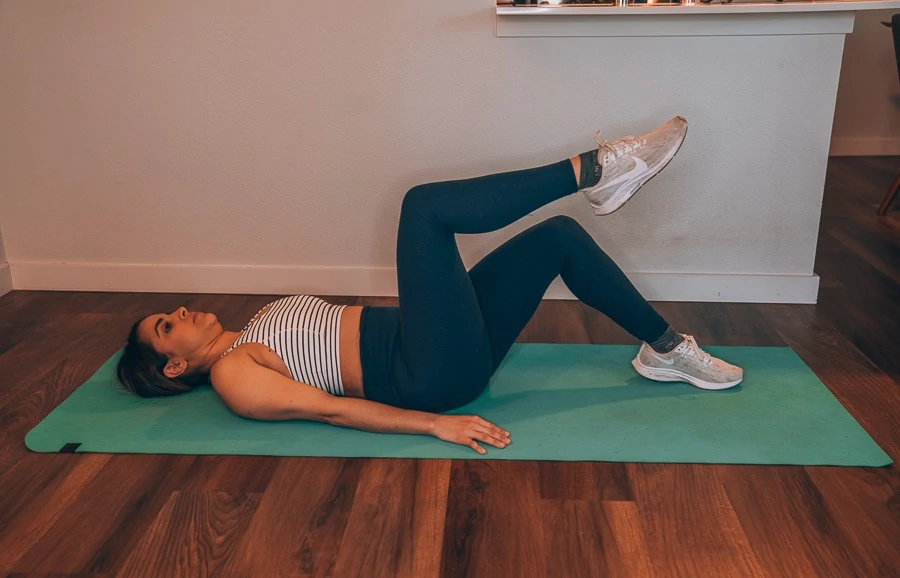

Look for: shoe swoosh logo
[649,349,675,365]
[600,156,649,189]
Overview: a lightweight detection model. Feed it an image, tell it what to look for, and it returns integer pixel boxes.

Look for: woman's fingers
[473,418,511,444]
[445,416,510,454]
[470,425,510,449]
[468,440,487,454]
[476,417,510,439]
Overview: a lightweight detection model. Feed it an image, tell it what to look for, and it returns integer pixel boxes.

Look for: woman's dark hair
[115,317,209,398]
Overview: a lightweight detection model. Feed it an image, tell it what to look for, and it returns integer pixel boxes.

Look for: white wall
[831,9,900,155]
[0,1,855,303]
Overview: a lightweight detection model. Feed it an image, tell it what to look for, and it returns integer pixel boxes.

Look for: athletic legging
[357,158,670,413]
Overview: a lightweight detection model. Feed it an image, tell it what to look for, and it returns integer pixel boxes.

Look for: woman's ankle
[575,150,601,190]
[648,326,685,354]
[569,156,581,187]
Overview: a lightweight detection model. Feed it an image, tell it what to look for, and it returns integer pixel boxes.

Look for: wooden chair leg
[877,167,900,216]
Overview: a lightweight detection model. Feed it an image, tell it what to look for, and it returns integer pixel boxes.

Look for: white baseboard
[8,260,820,304]
[548,272,819,304]
[830,137,900,157]
[0,262,11,298]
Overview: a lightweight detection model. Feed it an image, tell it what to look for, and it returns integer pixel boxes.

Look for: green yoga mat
[25,344,891,466]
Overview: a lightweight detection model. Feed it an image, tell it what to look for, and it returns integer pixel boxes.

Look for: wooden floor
[1,157,899,577]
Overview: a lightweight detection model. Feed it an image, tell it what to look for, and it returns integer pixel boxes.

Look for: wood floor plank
[538,462,633,501]
[539,499,607,578]
[826,225,900,288]
[805,466,900,578]
[0,454,111,572]
[177,455,280,494]
[410,459,452,578]
[116,491,262,578]
[599,501,656,578]
[0,298,57,358]
[520,300,594,344]
[223,458,364,577]
[330,458,420,578]
[539,499,655,578]
[6,572,115,578]
[31,291,180,316]
[627,464,765,577]
[0,455,83,545]
[8,455,198,575]
[818,291,900,381]
[441,461,545,578]
[0,315,122,472]
[717,465,871,578]
[0,319,118,417]
[331,458,450,578]
[0,313,119,410]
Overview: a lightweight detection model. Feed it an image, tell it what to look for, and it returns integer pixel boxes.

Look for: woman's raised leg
[394,117,690,411]
[394,160,578,411]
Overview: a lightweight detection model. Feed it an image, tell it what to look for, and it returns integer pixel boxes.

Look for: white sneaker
[631,334,743,390]
[580,116,688,216]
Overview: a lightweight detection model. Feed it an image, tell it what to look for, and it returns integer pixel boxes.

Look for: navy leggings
[358,159,670,413]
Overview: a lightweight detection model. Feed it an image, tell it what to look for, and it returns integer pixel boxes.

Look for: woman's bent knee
[400,184,437,218]
[540,215,592,246]
[543,214,582,233]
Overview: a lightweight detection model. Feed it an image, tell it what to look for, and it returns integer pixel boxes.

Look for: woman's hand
[430,415,511,455]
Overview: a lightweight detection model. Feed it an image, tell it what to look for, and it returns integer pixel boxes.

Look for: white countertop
[498,0,900,15]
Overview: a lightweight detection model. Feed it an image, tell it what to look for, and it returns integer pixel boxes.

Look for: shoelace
[595,131,647,164]
[677,335,713,367]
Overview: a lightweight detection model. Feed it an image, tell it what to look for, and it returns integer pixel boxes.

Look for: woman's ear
[164,358,188,379]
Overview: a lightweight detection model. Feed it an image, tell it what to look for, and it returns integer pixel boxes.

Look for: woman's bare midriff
[338,305,365,398]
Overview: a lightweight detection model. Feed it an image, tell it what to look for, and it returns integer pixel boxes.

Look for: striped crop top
[220,295,348,396]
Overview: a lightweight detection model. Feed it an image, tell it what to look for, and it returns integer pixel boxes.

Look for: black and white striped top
[220,295,348,396]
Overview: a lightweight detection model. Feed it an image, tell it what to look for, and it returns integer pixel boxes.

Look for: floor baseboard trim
[0,262,11,298]
[8,261,820,304]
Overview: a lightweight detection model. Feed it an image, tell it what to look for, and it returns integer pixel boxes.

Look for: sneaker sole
[631,356,742,390]
[591,122,689,216]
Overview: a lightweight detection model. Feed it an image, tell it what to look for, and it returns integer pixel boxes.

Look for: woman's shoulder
[211,342,289,386]
[211,343,264,384]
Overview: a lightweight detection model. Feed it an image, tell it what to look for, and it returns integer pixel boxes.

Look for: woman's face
[137,306,222,376]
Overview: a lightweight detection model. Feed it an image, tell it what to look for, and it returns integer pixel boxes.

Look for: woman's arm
[334,398,511,454]
[329,398,436,435]
[211,356,511,453]
[212,356,433,432]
